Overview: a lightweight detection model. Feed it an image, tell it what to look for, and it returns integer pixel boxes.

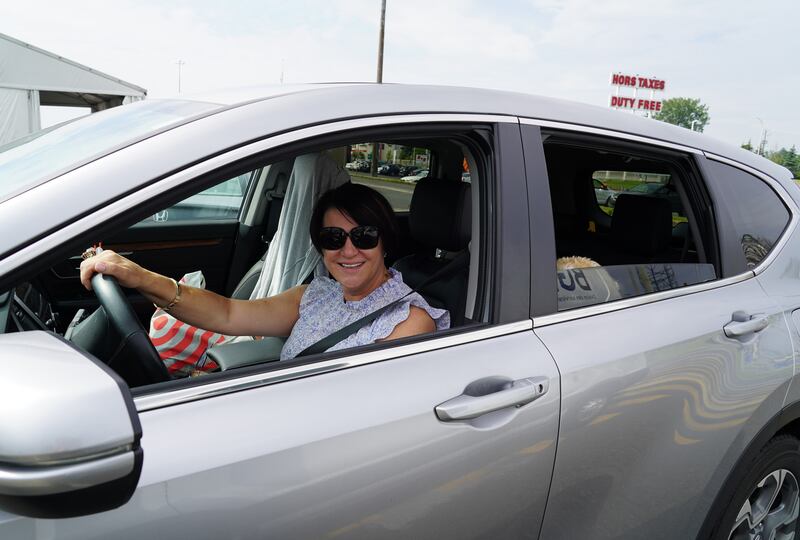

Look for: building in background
[0,32,146,144]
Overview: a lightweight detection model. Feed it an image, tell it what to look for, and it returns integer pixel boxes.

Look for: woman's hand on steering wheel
[79,249,148,292]
[78,247,170,385]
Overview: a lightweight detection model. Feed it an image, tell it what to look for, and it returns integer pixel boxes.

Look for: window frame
[0,113,530,410]
[128,116,528,405]
[539,129,719,312]
[519,117,799,328]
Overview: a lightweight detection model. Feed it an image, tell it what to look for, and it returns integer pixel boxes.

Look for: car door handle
[724,311,769,338]
[435,377,549,421]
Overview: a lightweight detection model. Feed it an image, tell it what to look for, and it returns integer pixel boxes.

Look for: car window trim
[0,113,517,279]
[520,117,704,155]
[533,271,753,328]
[134,320,533,412]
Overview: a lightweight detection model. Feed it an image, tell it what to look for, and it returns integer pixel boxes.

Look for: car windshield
[0,99,220,203]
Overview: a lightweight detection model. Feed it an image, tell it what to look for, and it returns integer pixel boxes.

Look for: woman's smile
[338,261,364,269]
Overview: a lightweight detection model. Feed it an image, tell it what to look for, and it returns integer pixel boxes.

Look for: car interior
[0,128,490,389]
[2,125,728,388]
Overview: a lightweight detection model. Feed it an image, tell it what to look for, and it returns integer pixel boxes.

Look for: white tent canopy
[0,32,146,144]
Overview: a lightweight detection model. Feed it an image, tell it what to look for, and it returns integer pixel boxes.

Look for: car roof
[190,83,790,181]
[1,84,792,264]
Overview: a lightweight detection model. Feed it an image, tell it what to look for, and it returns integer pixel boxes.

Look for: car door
[0,117,561,539]
[520,121,795,539]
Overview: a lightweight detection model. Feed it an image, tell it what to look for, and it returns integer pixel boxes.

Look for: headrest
[611,194,672,256]
[264,158,294,200]
[408,178,471,252]
[248,152,349,300]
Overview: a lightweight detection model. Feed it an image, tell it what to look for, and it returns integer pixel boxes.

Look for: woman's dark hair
[310,182,399,257]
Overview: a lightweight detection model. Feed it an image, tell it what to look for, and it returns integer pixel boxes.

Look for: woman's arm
[380,306,435,342]
[79,250,305,337]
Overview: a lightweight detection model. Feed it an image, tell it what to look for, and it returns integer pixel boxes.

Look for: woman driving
[79,183,450,361]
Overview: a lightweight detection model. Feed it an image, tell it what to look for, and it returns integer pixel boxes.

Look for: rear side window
[704,160,790,268]
[541,136,718,311]
[346,142,434,212]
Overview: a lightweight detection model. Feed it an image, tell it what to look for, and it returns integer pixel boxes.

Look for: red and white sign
[609,72,666,113]
[609,96,663,112]
[610,73,666,90]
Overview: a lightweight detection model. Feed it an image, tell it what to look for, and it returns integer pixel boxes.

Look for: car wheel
[606,196,614,207]
[713,435,800,540]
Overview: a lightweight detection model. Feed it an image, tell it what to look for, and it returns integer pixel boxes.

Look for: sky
[2,0,798,150]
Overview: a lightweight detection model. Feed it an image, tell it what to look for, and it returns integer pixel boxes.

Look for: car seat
[392,177,471,326]
[231,152,350,300]
[231,158,294,299]
[607,194,672,264]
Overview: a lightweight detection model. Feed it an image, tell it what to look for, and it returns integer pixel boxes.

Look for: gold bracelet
[154,278,181,312]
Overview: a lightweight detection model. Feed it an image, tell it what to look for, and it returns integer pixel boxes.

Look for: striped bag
[148,271,226,377]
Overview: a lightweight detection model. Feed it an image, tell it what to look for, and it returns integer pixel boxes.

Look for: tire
[710,435,800,540]
[606,196,614,207]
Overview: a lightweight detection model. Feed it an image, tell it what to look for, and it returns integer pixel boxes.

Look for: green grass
[348,171,412,186]
[603,179,646,191]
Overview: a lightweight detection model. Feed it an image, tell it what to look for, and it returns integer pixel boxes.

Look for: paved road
[350,174,414,211]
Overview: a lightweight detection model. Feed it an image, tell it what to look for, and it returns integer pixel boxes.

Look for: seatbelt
[296,250,469,357]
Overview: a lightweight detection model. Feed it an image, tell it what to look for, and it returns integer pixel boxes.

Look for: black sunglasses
[318,225,380,250]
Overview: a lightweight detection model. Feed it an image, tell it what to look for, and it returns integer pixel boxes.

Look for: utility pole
[371,0,387,177]
[756,117,767,156]
[376,0,386,84]
[176,60,186,94]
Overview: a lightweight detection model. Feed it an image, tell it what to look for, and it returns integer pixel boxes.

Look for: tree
[652,97,710,132]
[769,146,800,178]
[741,140,754,152]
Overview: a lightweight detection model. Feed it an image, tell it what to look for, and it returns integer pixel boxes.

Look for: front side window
[2,126,489,389]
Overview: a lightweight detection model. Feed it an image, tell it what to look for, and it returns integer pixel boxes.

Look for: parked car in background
[401,168,429,183]
[346,160,371,172]
[593,178,618,206]
[0,84,799,540]
[377,163,400,176]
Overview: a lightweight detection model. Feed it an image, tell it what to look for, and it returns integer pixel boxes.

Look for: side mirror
[0,331,142,518]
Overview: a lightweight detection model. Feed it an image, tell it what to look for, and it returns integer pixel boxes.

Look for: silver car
[400,168,429,183]
[593,178,617,207]
[0,84,798,540]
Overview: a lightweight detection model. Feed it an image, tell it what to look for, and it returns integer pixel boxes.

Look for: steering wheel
[91,274,170,385]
